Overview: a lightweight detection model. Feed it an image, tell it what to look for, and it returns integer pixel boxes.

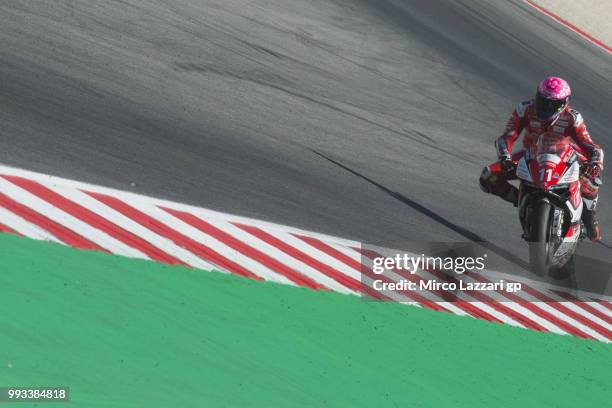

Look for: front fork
[519,182,583,243]
[519,184,565,242]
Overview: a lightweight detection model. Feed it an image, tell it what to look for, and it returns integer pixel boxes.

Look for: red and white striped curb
[1,165,611,342]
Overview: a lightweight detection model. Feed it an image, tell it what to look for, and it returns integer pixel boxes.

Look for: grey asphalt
[1,0,611,279]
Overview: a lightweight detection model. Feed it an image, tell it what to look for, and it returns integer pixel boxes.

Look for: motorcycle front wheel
[528,200,553,276]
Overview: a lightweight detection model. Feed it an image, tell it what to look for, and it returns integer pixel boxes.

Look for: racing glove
[584,163,602,180]
[500,156,516,173]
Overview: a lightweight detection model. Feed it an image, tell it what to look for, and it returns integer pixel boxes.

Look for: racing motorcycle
[515,132,594,277]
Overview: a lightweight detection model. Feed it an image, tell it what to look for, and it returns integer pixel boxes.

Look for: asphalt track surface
[1,1,612,273]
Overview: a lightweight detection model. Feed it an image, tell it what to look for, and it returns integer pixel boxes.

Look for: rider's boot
[501,185,519,207]
[582,207,601,242]
[479,165,518,206]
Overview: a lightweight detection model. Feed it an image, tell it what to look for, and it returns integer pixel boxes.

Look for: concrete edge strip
[524,0,612,54]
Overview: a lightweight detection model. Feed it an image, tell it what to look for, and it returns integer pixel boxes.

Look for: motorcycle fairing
[517,141,583,244]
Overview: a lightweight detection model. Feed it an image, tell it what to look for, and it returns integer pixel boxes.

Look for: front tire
[529,200,552,276]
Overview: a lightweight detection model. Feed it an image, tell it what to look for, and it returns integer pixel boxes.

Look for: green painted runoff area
[0,233,610,407]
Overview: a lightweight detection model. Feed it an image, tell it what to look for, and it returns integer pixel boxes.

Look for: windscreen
[535,132,572,156]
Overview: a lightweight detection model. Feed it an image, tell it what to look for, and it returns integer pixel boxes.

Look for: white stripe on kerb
[585,302,612,318]
[0,164,359,246]
[0,206,62,243]
[531,288,612,332]
[517,292,609,342]
[39,183,216,271]
[122,201,297,285]
[455,274,569,336]
[0,177,148,260]
[212,220,356,294]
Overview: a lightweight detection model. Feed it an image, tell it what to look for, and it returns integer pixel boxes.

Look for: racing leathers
[479,99,604,241]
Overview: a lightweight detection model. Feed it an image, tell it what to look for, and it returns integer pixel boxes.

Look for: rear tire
[529,200,552,276]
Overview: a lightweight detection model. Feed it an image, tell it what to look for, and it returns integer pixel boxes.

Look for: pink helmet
[535,76,571,121]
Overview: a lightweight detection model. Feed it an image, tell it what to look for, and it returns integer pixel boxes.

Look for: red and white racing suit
[480,100,603,210]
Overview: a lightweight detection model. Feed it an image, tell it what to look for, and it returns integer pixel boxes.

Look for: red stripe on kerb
[516,283,611,341]
[552,290,612,326]
[0,192,105,251]
[468,273,595,339]
[2,175,185,266]
[235,224,363,292]
[358,248,504,321]
[524,0,612,54]
[427,268,556,333]
[590,299,612,312]
[292,237,445,307]
[85,191,261,280]
[0,221,19,236]
[162,208,325,290]
[358,247,474,313]
[293,234,362,272]
[358,254,450,312]
[294,234,446,304]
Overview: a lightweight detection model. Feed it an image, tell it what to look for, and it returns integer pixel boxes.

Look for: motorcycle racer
[480,77,604,241]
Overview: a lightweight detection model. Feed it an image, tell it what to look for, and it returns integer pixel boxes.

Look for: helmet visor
[535,93,567,119]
